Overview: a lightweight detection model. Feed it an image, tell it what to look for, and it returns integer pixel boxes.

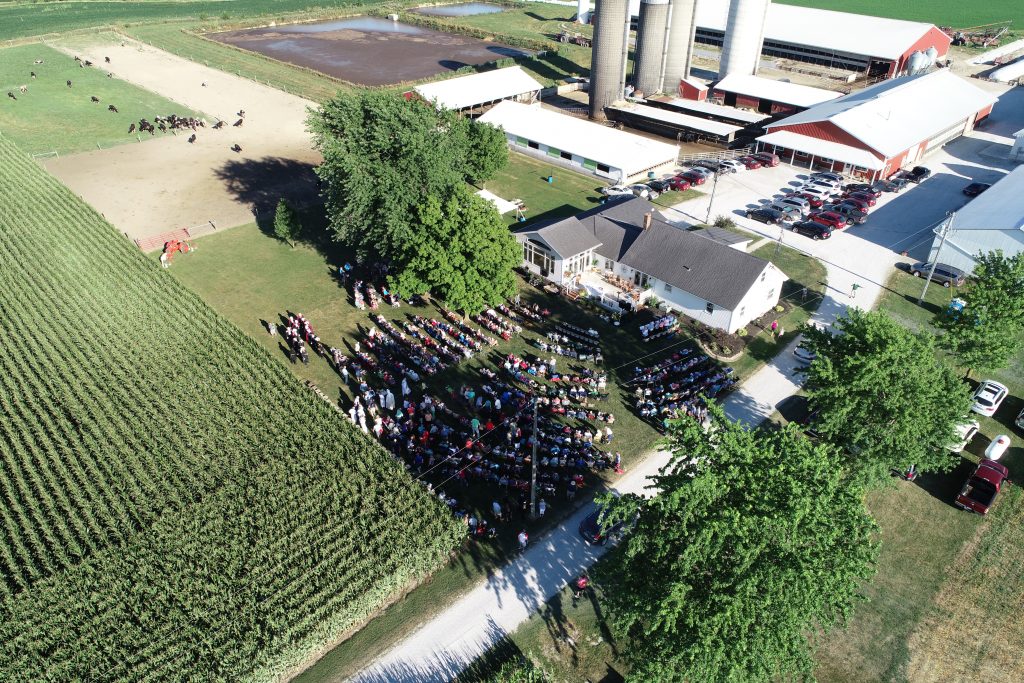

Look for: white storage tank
[633,0,671,96]
[719,0,771,78]
[661,0,698,95]
[589,0,631,120]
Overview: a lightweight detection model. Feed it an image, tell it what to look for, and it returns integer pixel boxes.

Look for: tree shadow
[912,455,976,507]
[586,583,620,659]
[213,155,322,232]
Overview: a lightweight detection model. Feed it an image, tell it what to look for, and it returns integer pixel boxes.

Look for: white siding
[504,132,625,181]
[931,229,1024,274]
[657,280,734,330]
[728,264,787,333]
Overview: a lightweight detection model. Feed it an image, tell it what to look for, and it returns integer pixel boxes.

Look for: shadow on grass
[912,455,976,508]
[214,155,321,226]
[900,293,944,317]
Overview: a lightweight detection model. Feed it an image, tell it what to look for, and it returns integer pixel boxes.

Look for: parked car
[839,195,873,212]
[746,207,786,224]
[601,184,633,197]
[909,262,966,287]
[843,182,883,198]
[790,220,832,240]
[769,203,802,222]
[776,196,811,215]
[667,176,692,191]
[796,191,825,209]
[579,506,626,545]
[879,176,909,192]
[809,211,849,229]
[962,182,991,197]
[646,179,672,193]
[692,160,721,173]
[679,170,707,185]
[719,159,745,173]
[629,184,657,199]
[737,155,762,169]
[810,171,845,184]
[804,178,843,193]
[823,203,868,224]
[954,458,1010,515]
[752,152,780,167]
[797,185,835,202]
[971,380,1008,417]
[843,190,877,207]
[905,166,932,183]
[793,343,817,364]
[948,419,980,452]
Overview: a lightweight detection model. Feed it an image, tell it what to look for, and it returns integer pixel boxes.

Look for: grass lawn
[777,0,1024,31]
[726,241,828,380]
[0,43,203,154]
[164,212,714,681]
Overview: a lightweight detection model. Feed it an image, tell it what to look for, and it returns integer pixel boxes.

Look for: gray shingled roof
[576,198,779,309]
[513,216,603,259]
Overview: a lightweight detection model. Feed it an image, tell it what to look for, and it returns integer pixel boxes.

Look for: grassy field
[0,133,462,680]
[778,0,1024,30]
[0,43,203,154]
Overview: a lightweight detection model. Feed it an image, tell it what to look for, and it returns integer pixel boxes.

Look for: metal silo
[719,0,771,78]
[577,0,590,24]
[633,0,671,96]
[661,0,698,95]
[589,0,631,120]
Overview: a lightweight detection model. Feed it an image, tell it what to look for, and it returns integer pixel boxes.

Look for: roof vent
[643,212,653,230]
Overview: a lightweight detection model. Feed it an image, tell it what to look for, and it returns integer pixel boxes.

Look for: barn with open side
[411,66,543,114]
[756,70,997,181]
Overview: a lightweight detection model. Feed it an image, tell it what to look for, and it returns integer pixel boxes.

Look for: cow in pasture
[187,134,196,144]
[6,92,15,101]
[30,71,36,79]
[237,109,245,118]
[90,96,100,103]
[84,60,93,67]
[105,56,110,63]
[19,85,27,94]
[128,123,136,134]
[33,59,43,65]
[108,104,118,113]
[233,118,243,127]
[212,120,224,130]
[231,144,242,153]
[66,80,72,88]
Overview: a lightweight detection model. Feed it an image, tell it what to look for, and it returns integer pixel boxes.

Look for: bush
[713,215,737,229]
[737,327,748,336]
[775,305,785,313]
[273,198,300,246]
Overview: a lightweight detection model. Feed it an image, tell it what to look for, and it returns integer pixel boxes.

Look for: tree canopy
[800,309,973,484]
[308,91,508,261]
[596,404,878,683]
[939,250,1024,377]
[389,185,520,314]
[273,198,300,246]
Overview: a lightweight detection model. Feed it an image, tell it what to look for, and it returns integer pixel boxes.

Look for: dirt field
[209,16,531,86]
[44,38,321,242]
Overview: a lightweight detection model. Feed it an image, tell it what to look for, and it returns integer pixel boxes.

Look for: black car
[745,207,786,224]
[905,166,931,183]
[843,182,883,198]
[646,179,673,193]
[824,203,869,224]
[579,508,625,546]
[790,220,832,239]
[962,182,991,197]
[879,176,909,192]
[693,159,722,173]
[909,262,966,287]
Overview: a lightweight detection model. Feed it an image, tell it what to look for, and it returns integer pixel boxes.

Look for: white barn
[478,100,679,182]
[929,166,1024,273]
[413,66,543,113]
[514,197,787,334]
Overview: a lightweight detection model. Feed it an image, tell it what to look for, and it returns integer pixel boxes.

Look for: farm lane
[43,39,321,241]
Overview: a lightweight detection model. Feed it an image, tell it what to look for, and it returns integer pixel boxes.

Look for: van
[753,152,780,167]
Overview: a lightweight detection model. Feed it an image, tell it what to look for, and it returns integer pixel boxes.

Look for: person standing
[471,416,481,438]
[517,530,529,552]
[538,498,547,517]
[573,573,589,598]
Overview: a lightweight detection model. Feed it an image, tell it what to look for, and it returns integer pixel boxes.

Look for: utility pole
[775,223,784,257]
[919,212,955,304]
[529,397,539,520]
[704,170,721,224]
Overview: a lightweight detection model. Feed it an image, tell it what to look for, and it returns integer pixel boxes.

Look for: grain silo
[576,0,590,24]
[660,0,698,94]
[719,0,770,78]
[589,0,631,120]
[633,0,671,96]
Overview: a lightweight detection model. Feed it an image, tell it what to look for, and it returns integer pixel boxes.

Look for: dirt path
[43,38,322,241]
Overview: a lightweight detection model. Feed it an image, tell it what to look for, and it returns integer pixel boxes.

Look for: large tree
[939,250,1024,377]
[596,404,878,683]
[389,185,520,314]
[800,309,973,484]
[308,91,507,261]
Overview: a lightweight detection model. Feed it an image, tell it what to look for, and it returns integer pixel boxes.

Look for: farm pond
[208,16,532,86]
[411,3,506,17]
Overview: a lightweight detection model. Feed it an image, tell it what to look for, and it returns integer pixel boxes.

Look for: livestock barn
[755,70,997,181]
[692,2,951,79]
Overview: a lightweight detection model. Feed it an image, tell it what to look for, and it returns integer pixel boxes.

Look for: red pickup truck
[954,459,1009,515]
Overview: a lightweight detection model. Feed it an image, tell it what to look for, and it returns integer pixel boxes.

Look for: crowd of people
[640,315,678,342]
[631,348,736,429]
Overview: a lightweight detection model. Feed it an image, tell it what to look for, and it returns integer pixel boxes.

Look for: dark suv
[745,207,786,224]
[790,221,832,240]
[905,166,931,183]
[910,262,966,287]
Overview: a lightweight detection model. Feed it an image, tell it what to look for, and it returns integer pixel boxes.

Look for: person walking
[471,416,481,438]
[517,530,529,552]
[850,282,862,299]
[573,573,589,598]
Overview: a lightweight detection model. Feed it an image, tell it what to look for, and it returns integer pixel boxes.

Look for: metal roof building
[757,70,997,181]
[606,102,742,143]
[710,74,840,115]
[693,2,951,78]
[929,166,1024,273]
[413,66,543,112]
[479,101,679,181]
[649,97,769,127]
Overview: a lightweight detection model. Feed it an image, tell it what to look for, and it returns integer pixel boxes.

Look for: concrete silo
[719,0,771,78]
[589,0,631,120]
[576,0,591,24]
[633,0,671,96]
[660,0,698,95]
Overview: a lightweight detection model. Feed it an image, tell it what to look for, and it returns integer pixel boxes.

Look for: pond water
[210,16,532,86]
[412,3,506,17]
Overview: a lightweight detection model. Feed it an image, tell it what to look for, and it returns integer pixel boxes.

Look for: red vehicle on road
[738,155,762,169]
[954,459,1009,515]
[809,211,849,229]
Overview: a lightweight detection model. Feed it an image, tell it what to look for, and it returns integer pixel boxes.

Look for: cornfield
[0,136,464,681]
